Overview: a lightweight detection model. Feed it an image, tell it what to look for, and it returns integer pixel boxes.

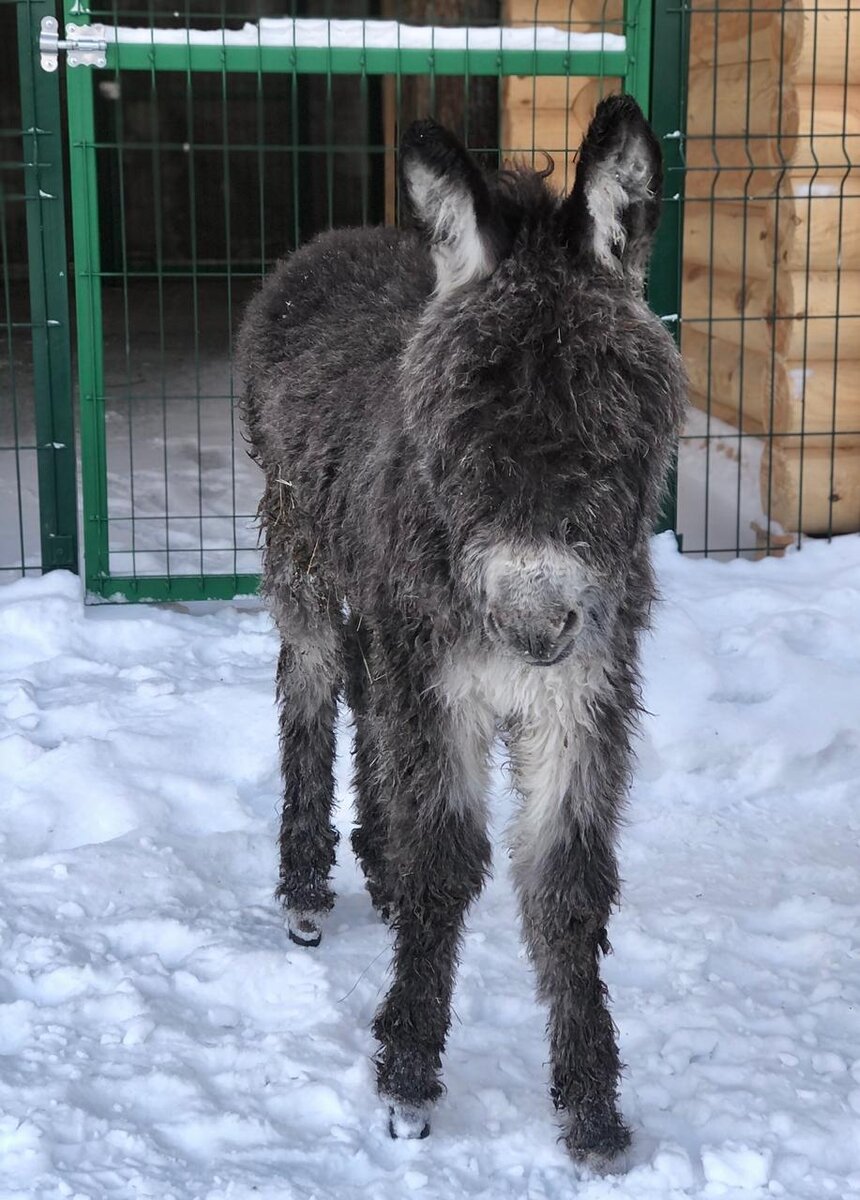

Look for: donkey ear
[558,94,662,291]
[400,119,501,296]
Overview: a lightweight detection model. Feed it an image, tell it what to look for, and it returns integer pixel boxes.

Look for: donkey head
[399,97,684,665]
[401,94,662,299]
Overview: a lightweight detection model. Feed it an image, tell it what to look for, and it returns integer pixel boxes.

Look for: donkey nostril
[561,609,581,638]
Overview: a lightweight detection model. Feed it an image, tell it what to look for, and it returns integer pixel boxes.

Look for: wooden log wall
[684,0,860,539]
[501,0,623,192]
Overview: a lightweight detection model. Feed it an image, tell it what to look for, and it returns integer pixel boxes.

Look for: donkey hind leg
[372,688,492,1139]
[271,592,341,949]
[343,616,394,921]
[351,713,395,922]
[511,713,632,1168]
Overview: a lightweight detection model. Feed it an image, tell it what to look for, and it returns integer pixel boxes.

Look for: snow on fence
[100,18,626,53]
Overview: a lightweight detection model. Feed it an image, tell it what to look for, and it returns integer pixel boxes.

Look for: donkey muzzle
[488,605,582,666]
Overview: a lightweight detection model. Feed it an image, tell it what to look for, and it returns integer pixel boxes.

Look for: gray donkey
[236,94,686,1167]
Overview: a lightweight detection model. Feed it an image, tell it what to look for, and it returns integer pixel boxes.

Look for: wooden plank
[689,2,803,70]
[682,326,783,431]
[762,439,860,534]
[796,7,860,86]
[779,313,860,362]
[709,256,860,361]
[791,84,860,170]
[687,61,794,139]
[784,268,860,318]
[776,358,860,439]
[503,78,621,160]
[683,199,782,279]
[504,104,585,157]
[682,263,791,354]
[504,73,598,115]
[770,175,860,272]
[777,267,860,362]
[503,0,623,27]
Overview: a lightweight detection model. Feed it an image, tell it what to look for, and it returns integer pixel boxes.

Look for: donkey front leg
[512,713,632,1167]
[374,803,490,1138]
[372,691,491,1138]
[273,628,340,948]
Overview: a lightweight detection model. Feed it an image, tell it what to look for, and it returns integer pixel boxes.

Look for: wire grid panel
[2,2,46,579]
[64,0,653,601]
[0,106,38,579]
[678,0,859,558]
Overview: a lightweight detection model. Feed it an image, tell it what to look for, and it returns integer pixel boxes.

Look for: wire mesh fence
[1,1,40,579]
[0,243,37,581]
[3,0,855,597]
[677,0,859,558]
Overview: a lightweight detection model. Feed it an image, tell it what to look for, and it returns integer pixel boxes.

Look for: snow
[677,408,775,558]
[99,18,625,54]
[701,1144,772,1189]
[1,534,859,1198]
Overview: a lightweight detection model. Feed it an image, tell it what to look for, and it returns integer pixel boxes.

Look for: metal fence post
[16,0,78,573]
[648,0,689,537]
[62,17,109,598]
[624,0,654,114]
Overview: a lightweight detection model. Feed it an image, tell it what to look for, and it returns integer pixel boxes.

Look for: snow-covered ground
[677,409,772,559]
[1,534,858,1199]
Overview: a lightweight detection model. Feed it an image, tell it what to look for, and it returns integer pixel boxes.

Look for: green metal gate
[2,0,77,581]
[16,0,683,601]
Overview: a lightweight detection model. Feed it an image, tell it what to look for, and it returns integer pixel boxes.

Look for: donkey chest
[439,647,610,820]
[442,648,606,731]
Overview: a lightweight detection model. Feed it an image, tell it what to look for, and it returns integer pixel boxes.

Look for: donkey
[236,95,687,1167]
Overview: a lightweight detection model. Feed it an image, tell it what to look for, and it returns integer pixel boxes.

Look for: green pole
[624,0,654,113]
[62,3,109,595]
[17,0,78,573]
[647,0,689,538]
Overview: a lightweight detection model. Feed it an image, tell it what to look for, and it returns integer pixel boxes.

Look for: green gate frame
[15,0,78,575]
[61,0,673,601]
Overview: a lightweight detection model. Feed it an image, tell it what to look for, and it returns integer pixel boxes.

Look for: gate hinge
[40,16,108,72]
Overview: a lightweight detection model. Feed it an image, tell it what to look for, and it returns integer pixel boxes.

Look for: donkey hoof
[387,1103,431,1140]
[287,912,322,947]
[566,1118,632,1173]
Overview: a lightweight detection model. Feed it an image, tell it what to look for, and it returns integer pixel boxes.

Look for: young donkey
[237,95,686,1166]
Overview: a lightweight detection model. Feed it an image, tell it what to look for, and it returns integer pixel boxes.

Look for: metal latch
[40,16,108,71]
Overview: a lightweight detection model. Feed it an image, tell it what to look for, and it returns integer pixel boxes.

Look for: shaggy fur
[236,94,687,1167]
